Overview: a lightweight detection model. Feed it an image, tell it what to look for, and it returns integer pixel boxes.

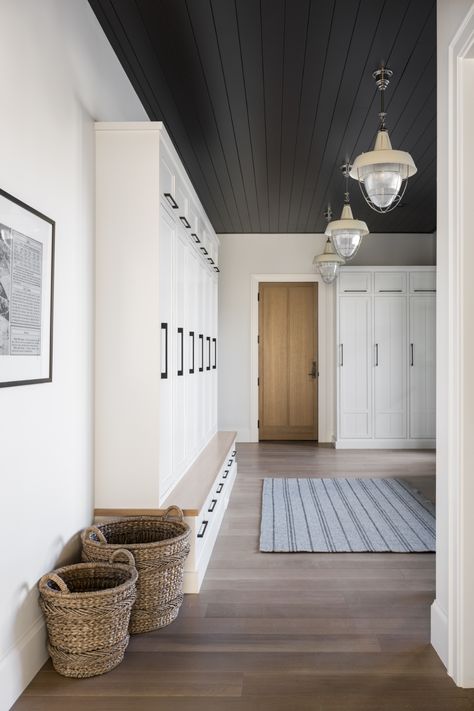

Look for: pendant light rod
[373,66,392,130]
[341,163,352,204]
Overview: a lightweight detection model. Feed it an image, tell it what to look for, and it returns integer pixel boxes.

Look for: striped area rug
[259,477,435,553]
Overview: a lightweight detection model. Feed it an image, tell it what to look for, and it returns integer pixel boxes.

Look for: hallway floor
[14,444,474,710]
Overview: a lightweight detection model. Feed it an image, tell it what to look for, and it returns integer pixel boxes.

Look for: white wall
[218,232,435,442]
[0,2,146,708]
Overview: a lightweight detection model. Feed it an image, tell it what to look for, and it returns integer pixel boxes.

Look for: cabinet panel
[374,272,406,294]
[339,297,372,438]
[172,231,188,488]
[159,209,175,495]
[409,296,436,438]
[339,271,371,294]
[410,271,436,293]
[374,297,407,439]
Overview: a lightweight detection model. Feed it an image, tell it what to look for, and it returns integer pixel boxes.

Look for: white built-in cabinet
[95,122,220,508]
[336,267,436,449]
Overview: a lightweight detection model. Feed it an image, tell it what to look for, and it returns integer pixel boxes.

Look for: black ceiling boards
[89,0,436,234]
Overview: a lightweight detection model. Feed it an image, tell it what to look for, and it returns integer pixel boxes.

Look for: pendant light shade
[313,237,345,285]
[325,165,369,261]
[350,67,417,213]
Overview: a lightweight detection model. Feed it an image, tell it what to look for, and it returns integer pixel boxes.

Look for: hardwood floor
[14,443,474,710]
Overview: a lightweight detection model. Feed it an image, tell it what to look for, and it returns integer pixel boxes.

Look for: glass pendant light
[325,165,369,260]
[350,66,417,213]
[313,207,345,284]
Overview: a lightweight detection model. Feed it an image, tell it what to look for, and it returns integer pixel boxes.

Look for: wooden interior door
[259,282,318,440]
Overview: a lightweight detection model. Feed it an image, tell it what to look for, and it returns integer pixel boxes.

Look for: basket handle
[83,525,107,544]
[110,549,135,567]
[162,505,184,521]
[45,573,69,593]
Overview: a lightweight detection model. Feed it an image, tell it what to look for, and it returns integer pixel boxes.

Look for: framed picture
[0,189,55,387]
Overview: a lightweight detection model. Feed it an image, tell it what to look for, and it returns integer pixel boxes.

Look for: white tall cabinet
[336,266,436,449]
[95,122,220,508]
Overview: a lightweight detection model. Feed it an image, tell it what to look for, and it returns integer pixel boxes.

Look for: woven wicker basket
[82,506,191,634]
[38,549,137,678]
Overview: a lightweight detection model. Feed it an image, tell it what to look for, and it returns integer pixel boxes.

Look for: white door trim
[250,274,335,444]
[437,4,474,687]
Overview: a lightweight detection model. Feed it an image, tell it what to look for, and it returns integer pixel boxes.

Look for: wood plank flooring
[14,443,474,710]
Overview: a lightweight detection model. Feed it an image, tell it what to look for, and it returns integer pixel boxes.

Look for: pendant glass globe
[313,238,345,284]
[325,203,369,261]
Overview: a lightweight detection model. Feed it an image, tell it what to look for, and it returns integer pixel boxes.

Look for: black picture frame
[0,188,55,387]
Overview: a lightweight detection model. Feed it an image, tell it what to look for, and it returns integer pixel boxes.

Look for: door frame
[434,3,474,687]
[250,273,335,444]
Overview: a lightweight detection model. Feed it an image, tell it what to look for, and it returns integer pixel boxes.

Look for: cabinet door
[172,230,188,485]
[409,296,436,438]
[159,209,174,496]
[185,248,199,460]
[374,296,407,439]
[338,297,372,438]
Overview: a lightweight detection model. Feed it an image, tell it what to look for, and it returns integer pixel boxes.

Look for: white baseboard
[431,599,448,668]
[0,616,48,710]
[335,438,436,450]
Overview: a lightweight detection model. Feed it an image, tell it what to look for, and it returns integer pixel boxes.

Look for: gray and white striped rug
[260,477,435,553]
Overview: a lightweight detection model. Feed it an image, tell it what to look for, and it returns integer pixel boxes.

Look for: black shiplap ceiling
[89,0,436,234]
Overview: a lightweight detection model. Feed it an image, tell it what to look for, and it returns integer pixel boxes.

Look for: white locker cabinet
[409,295,436,438]
[338,296,372,439]
[95,122,219,508]
[336,266,436,449]
[373,296,407,439]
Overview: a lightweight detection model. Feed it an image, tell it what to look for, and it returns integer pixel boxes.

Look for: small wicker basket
[82,506,191,634]
[38,549,137,678]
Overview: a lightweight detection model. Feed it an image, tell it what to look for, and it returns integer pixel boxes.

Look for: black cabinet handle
[180,216,191,229]
[216,483,224,494]
[375,343,379,367]
[223,469,229,479]
[340,344,344,367]
[207,257,214,264]
[379,289,403,293]
[214,266,220,273]
[191,233,200,243]
[164,192,178,209]
[189,331,195,374]
[197,520,208,538]
[414,289,436,292]
[200,246,208,255]
[199,334,204,372]
[208,499,217,512]
[212,337,217,369]
[228,459,233,467]
[206,336,211,371]
[177,327,184,376]
[232,450,236,457]
[161,323,168,379]
[410,343,414,366]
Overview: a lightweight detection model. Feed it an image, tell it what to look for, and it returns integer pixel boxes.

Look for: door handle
[308,361,317,378]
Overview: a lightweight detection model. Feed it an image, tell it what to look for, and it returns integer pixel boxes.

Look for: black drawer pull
[208,499,217,513]
[228,459,233,466]
[189,331,195,374]
[191,233,200,243]
[232,450,236,457]
[180,216,191,229]
[164,192,178,209]
[206,336,211,371]
[214,266,220,273]
[222,470,229,479]
[161,322,168,379]
[200,246,208,255]
[199,334,204,372]
[212,337,217,369]
[216,483,224,494]
[207,257,214,264]
[379,289,402,292]
[197,520,208,538]
[177,327,184,376]
[414,289,436,292]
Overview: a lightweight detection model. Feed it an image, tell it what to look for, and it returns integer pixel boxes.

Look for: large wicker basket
[82,506,191,634]
[38,549,137,678]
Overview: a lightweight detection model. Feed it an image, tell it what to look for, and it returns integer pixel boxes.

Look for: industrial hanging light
[350,66,417,212]
[325,165,369,260]
[313,206,345,284]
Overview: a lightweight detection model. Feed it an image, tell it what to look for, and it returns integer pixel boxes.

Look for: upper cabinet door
[409,296,436,438]
[373,296,407,439]
[338,296,372,439]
